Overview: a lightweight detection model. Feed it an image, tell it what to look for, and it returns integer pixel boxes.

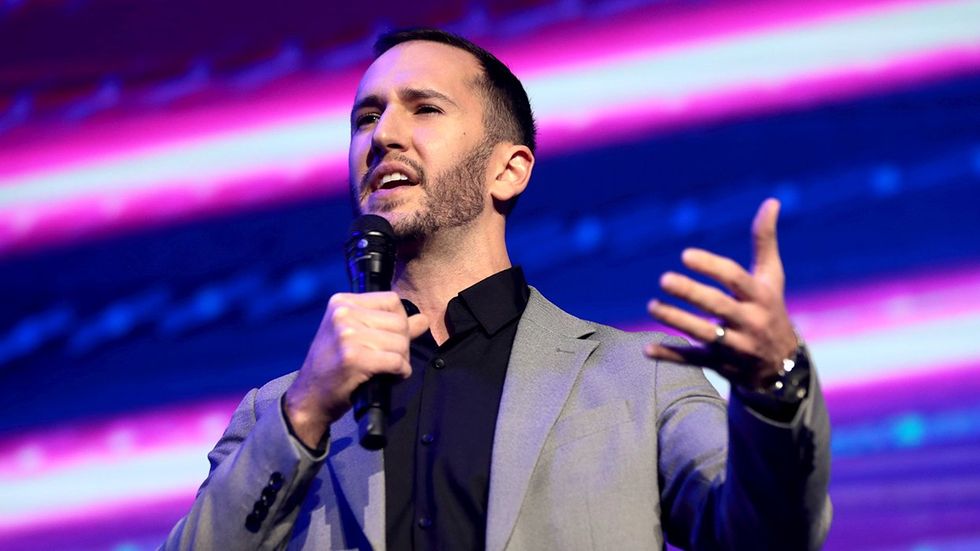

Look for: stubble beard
[356,137,493,240]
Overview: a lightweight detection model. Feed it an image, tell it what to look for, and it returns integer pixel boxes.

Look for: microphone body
[345,215,396,450]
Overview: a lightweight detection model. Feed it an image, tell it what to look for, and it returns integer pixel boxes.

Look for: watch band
[766,342,811,403]
[735,335,812,415]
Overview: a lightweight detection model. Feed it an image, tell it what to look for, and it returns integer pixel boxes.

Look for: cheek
[349,137,368,166]
[348,140,373,185]
[413,130,455,168]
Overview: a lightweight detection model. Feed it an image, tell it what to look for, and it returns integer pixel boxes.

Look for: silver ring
[712,325,727,346]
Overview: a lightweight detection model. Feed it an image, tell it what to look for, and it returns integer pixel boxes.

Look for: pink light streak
[0,0,977,258]
[534,46,980,157]
[1,265,979,537]
[631,264,980,340]
[0,398,239,481]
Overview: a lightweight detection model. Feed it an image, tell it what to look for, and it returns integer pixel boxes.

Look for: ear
[488,144,534,203]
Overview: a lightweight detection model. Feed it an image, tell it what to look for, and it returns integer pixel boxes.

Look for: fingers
[644,342,748,384]
[645,342,719,369]
[751,198,784,278]
[659,272,744,325]
[338,342,411,376]
[331,301,410,333]
[328,302,423,376]
[680,249,757,301]
[329,291,405,314]
[408,313,430,339]
[340,324,410,354]
[645,199,792,387]
[288,291,420,434]
[647,300,751,354]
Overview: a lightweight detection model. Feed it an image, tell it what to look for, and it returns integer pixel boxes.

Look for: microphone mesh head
[348,214,394,239]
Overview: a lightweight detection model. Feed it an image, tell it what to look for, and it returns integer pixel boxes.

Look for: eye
[353,112,380,129]
[415,104,442,115]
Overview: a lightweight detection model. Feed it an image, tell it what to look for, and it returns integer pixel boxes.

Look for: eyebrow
[351,87,460,118]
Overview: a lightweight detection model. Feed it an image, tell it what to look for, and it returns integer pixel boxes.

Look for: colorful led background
[1,0,979,549]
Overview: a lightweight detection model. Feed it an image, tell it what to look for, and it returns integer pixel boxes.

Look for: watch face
[773,347,811,402]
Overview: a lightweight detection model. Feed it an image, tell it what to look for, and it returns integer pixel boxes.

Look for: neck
[393,221,511,344]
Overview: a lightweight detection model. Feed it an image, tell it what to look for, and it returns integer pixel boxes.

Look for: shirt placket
[413,349,446,547]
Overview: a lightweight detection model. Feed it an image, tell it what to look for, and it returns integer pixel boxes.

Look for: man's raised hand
[644,198,798,389]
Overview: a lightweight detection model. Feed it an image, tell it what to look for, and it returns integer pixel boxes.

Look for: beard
[354,137,493,240]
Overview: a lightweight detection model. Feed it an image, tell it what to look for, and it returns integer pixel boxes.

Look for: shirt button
[418,516,433,529]
[421,433,434,445]
[432,358,445,369]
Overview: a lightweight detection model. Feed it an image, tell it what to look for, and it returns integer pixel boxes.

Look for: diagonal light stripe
[526,0,980,123]
[0,112,351,208]
[0,444,211,530]
[704,311,980,397]
[2,266,980,532]
[0,0,978,256]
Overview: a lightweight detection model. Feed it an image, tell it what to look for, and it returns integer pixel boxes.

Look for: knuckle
[379,291,401,307]
[714,301,734,320]
[336,324,356,344]
[721,273,739,289]
[394,334,410,351]
[394,311,411,330]
[373,354,400,374]
[328,293,352,309]
[743,316,765,335]
[339,345,359,366]
[735,276,755,296]
[329,303,350,322]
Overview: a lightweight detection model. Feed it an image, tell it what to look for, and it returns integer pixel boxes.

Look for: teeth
[380,172,410,185]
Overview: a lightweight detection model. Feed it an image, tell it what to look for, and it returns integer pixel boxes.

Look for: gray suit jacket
[165,289,831,550]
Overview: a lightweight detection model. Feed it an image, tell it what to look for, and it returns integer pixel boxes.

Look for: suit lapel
[326,414,386,550]
[486,288,598,551]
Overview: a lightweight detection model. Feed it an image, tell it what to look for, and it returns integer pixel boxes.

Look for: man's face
[348,41,492,238]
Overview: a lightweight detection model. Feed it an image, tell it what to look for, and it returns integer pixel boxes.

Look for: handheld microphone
[345,214,396,450]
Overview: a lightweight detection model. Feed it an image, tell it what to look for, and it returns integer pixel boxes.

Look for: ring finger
[647,300,752,354]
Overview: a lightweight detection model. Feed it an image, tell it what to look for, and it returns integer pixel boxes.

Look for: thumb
[407,313,431,339]
[751,198,783,276]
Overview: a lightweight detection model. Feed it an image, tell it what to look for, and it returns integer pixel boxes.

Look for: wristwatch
[762,341,811,404]
[735,340,812,419]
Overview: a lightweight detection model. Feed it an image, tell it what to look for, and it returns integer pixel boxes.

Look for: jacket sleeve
[655,351,832,550]
[162,379,329,550]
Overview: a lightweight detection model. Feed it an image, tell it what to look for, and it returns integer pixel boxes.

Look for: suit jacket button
[245,512,262,532]
[268,472,284,490]
[252,502,269,518]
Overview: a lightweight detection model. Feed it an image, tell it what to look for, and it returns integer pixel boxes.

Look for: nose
[370,109,408,159]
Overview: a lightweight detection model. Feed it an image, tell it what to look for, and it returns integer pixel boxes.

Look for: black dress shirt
[385,266,530,551]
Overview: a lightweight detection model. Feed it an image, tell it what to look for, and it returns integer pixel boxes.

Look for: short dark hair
[374,28,537,154]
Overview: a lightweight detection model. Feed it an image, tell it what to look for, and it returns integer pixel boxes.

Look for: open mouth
[372,169,419,193]
[378,171,415,190]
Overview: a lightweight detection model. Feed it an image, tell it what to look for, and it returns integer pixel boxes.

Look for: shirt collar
[401,266,530,337]
[452,266,529,336]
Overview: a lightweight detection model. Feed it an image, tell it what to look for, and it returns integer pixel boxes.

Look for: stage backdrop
[1,0,979,549]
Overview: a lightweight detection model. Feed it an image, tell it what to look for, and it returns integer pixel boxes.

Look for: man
[164,28,831,550]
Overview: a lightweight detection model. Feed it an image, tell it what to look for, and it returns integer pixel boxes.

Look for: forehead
[355,41,483,101]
